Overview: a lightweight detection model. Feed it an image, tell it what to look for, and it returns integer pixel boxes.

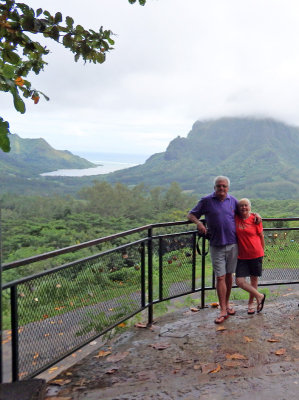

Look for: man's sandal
[214,314,228,324]
[247,306,255,315]
[226,307,236,316]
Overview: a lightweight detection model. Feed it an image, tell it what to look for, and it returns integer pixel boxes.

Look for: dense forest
[1,181,298,283]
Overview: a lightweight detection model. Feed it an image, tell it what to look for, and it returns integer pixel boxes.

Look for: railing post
[158,237,163,301]
[201,236,206,308]
[147,227,153,325]
[141,242,146,308]
[192,232,196,292]
[11,285,19,382]
[0,207,2,383]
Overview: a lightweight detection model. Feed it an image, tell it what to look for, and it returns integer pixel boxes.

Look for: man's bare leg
[216,275,228,316]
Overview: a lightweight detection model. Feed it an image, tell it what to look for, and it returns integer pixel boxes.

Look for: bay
[40,152,150,177]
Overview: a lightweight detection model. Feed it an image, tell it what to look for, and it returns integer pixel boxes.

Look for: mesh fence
[260,228,299,284]
[151,232,213,300]
[10,242,145,380]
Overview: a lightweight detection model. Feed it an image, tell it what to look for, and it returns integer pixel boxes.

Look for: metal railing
[1,218,298,382]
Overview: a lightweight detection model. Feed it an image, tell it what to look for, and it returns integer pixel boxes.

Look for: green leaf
[43,10,52,18]
[11,88,26,114]
[66,16,74,28]
[0,117,11,152]
[63,33,73,47]
[96,52,105,64]
[50,26,60,41]
[75,25,84,34]
[36,8,43,17]
[2,64,16,79]
[22,15,35,31]
[16,3,31,14]
[3,51,21,65]
[54,12,63,24]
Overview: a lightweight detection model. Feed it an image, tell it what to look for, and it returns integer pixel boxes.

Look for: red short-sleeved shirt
[235,214,264,259]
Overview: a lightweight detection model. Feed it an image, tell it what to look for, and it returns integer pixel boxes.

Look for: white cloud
[1,0,299,157]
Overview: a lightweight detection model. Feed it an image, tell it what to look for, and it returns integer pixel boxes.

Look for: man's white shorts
[210,243,238,277]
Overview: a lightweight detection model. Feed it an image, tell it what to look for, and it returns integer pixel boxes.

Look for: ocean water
[40,152,150,177]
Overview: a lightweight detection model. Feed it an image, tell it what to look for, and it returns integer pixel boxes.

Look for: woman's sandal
[214,314,228,324]
[257,294,266,313]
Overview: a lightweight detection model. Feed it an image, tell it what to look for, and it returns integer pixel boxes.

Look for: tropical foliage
[0,0,146,152]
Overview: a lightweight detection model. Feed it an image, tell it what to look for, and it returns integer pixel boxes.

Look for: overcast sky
[1,0,299,158]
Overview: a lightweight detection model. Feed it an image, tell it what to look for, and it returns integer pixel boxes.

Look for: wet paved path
[45,286,299,400]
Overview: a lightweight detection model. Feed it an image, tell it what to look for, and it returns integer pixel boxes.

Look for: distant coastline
[40,152,150,177]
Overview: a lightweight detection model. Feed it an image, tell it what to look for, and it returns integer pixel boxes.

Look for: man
[187,176,238,324]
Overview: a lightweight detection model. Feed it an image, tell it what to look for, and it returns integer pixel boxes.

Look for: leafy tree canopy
[0,0,146,152]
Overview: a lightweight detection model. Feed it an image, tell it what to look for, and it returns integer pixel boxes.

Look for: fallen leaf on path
[137,371,155,380]
[172,369,181,374]
[210,302,219,308]
[201,363,219,374]
[44,397,72,400]
[105,368,118,374]
[50,379,71,386]
[134,322,147,328]
[289,315,296,320]
[117,323,126,328]
[267,338,280,343]
[48,367,58,373]
[244,336,253,342]
[150,342,170,350]
[190,307,199,312]
[193,364,201,370]
[216,326,226,331]
[275,348,286,356]
[223,360,243,368]
[209,364,221,373]
[95,350,111,358]
[106,352,129,362]
[226,353,247,360]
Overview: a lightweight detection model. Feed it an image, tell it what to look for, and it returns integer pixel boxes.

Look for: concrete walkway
[44,285,299,400]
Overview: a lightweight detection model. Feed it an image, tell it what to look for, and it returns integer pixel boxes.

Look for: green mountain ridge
[0,134,96,177]
[106,117,299,200]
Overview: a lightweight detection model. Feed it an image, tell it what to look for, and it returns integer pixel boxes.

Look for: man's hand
[253,212,262,224]
[187,212,207,234]
[196,221,207,235]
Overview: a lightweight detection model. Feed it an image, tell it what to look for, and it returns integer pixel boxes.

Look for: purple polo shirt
[189,192,238,246]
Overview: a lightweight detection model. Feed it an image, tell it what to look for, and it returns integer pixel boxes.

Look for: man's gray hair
[214,176,230,187]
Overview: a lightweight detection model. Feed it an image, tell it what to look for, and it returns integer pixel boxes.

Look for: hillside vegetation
[0,134,95,177]
[1,182,298,281]
[107,117,299,199]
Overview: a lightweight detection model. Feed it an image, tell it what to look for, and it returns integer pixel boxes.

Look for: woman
[235,198,266,314]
